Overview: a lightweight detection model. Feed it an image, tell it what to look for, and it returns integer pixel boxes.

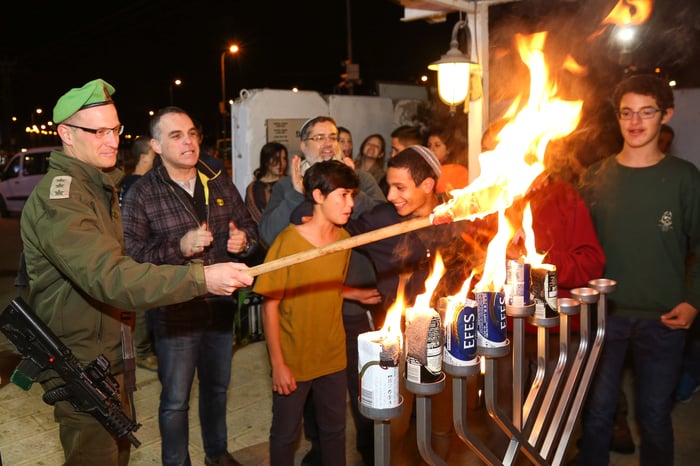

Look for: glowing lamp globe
[428,20,475,111]
[429,59,472,108]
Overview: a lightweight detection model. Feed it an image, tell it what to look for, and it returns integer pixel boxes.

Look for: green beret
[53,78,116,123]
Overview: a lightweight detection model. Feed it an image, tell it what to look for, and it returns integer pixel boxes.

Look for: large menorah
[359,277,616,466]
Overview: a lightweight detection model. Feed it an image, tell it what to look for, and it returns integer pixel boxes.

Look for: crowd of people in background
[2,72,699,466]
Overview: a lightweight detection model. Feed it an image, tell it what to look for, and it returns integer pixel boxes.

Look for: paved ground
[1,214,699,465]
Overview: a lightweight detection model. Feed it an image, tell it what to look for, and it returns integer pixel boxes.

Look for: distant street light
[169,79,183,105]
[220,44,240,137]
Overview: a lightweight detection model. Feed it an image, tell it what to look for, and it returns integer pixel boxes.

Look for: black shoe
[204,452,243,466]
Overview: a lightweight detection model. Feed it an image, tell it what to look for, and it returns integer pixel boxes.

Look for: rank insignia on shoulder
[49,176,72,199]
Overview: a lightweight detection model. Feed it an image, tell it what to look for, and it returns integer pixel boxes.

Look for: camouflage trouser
[44,373,132,466]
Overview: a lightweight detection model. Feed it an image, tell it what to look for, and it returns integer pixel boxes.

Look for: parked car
[0,146,60,217]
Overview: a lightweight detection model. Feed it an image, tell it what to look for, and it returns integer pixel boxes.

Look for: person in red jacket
[507,167,606,304]
[481,126,606,307]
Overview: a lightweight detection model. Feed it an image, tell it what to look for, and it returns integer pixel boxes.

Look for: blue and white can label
[475,291,507,348]
[444,298,479,366]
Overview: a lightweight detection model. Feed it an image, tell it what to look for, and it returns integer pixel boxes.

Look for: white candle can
[358,331,401,409]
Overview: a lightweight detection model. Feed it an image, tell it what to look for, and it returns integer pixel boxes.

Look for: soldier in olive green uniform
[20,79,252,466]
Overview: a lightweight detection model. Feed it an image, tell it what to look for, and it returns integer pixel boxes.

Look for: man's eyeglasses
[305,134,338,143]
[63,123,124,138]
[616,108,661,120]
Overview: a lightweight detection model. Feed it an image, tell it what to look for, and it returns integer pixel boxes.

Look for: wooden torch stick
[244,183,509,278]
[245,216,432,277]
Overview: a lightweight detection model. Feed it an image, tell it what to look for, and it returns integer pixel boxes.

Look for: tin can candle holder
[405,307,443,384]
[532,264,558,319]
[358,331,402,410]
[438,296,480,377]
[505,259,532,307]
[475,290,509,356]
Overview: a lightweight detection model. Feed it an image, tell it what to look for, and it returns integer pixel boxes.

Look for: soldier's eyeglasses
[63,123,124,138]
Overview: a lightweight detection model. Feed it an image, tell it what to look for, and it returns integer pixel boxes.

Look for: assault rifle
[0,297,141,447]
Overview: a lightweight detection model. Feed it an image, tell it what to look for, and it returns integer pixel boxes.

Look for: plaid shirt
[122,158,258,268]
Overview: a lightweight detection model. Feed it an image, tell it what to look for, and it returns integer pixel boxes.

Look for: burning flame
[602,0,653,26]
[588,0,654,42]
[563,55,586,76]
[435,31,582,297]
[433,31,583,225]
[412,252,445,310]
[473,209,513,293]
[378,253,445,342]
[443,271,475,328]
[381,275,406,337]
[522,202,546,267]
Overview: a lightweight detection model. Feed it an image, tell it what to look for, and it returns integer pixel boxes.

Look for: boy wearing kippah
[254,160,379,466]
[344,145,472,461]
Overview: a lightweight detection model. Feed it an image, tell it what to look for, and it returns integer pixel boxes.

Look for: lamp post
[220,44,240,138]
[169,79,183,105]
[29,108,43,145]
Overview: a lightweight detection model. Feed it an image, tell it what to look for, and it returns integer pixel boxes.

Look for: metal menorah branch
[361,278,616,466]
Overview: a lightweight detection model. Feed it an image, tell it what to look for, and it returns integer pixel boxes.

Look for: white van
[0,146,60,217]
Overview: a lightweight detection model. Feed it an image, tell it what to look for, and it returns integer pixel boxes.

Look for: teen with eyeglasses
[577,74,700,466]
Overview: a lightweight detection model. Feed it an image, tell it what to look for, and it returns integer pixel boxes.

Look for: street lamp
[169,79,183,105]
[220,44,240,137]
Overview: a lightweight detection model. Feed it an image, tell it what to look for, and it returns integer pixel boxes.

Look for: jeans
[680,318,700,383]
[303,312,375,464]
[271,370,347,466]
[153,298,234,466]
[579,315,685,466]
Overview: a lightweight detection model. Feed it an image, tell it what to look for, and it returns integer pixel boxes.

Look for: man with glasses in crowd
[19,79,252,465]
[577,74,700,466]
[258,116,384,245]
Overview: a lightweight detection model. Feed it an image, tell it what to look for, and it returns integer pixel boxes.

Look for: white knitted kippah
[405,145,442,178]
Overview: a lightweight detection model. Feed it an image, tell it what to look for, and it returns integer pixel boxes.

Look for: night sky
[1,0,699,149]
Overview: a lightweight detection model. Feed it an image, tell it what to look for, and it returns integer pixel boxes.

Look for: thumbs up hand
[227,221,248,254]
[180,222,214,257]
